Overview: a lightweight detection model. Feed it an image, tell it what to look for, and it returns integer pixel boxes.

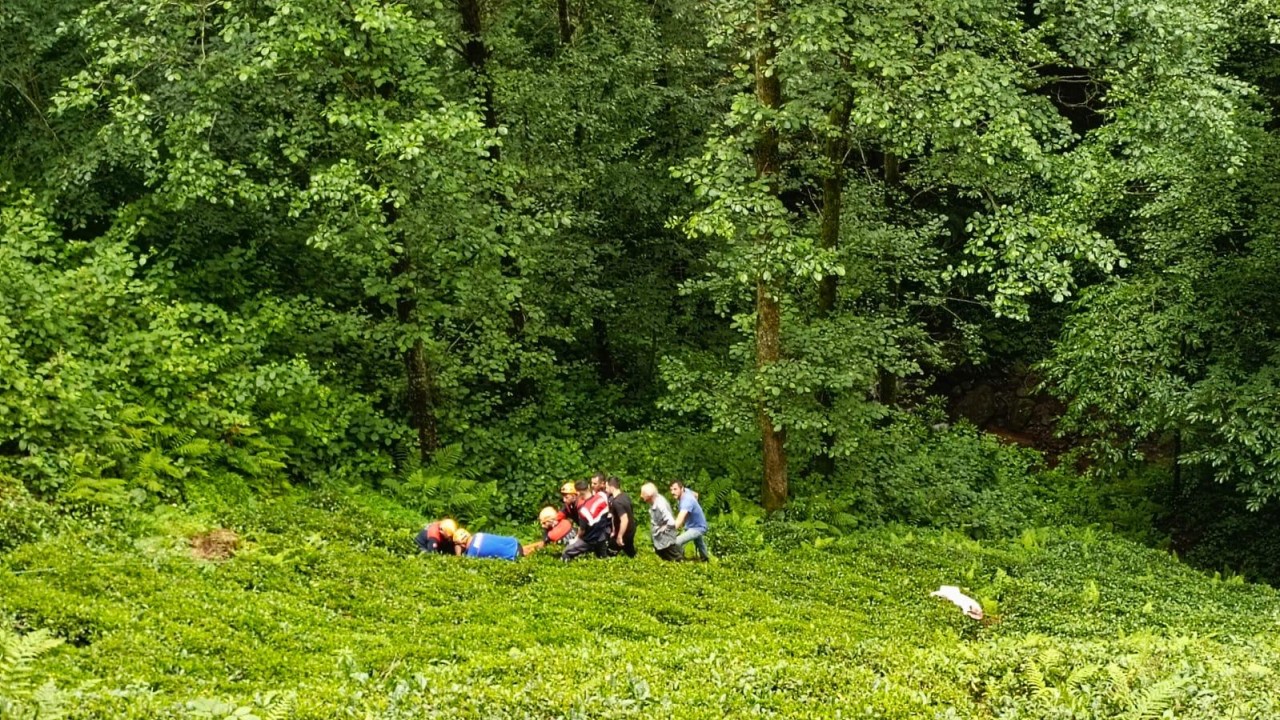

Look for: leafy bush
[382,445,502,529]
[0,190,396,506]
[796,415,1052,537]
[0,476,58,553]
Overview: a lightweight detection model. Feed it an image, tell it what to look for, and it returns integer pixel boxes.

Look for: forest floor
[3,488,1279,719]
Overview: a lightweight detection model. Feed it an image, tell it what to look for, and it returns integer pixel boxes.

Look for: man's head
[453,529,472,549]
[589,473,606,494]
[575,479,590,496]
[559,482,578,506]
[640,482,658,503]
[538,506,558,530]
[438,518,458,538]
[605,476,622,497]
[669,481,685,500]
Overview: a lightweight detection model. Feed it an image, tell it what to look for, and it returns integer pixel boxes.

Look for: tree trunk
[458,0,498,138]
[877,150,901,406]
[817,101,849,318]
[370,33,440,462]
[557,0,573,44]
[397,274,441,462]
[390,247,441,462]
[754,0,788,513]
[815,99,850,481]
[458,0,527,338]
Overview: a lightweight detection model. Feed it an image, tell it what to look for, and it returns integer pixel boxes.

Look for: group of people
[413,473,711,563]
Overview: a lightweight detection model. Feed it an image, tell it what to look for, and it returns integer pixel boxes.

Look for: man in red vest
[414,518,462,555]
[521,506,578,556]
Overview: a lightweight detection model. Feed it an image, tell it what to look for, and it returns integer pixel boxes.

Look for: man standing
[671,481,710,561]
[560,481,612,561]
[605,476,637,558]
[639,483,682,561]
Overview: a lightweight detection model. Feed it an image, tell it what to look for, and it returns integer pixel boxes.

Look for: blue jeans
[675,527,709,560]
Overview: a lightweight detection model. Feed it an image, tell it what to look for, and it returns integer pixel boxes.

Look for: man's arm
[616,512,630,541]
[674,509,688,530]
[655,502,675,529]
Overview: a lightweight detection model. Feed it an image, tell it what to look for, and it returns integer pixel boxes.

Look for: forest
[2,0,1280,717]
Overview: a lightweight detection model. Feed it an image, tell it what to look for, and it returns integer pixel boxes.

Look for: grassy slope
[3,489,1279,719]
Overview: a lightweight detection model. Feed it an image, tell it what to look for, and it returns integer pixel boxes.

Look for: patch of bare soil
[190,528,240,561]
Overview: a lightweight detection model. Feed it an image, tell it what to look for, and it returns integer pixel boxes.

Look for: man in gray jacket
[640,483,683,561]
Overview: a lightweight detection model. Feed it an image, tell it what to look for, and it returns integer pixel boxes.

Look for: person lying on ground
[640,483,683,561]
[455,529,525,561]
[606,476,637,558]
[414,518,464,555]
[560,482,612,561]
[521,506,578,556]
[671,481,711,562]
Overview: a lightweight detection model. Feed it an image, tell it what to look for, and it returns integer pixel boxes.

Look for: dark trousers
[609,536,637,558]
[654,544,683,561]
[561,538,609,561]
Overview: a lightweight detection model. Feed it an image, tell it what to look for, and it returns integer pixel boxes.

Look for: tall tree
[51,0,524,465]
[752,0,789,511]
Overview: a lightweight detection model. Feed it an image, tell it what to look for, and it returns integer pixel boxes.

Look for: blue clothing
[676,527,709,560]
[678,494,708,531]
[464,533,521,561]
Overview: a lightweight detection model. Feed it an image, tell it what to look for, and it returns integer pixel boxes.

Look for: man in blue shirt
[670,481,710,561]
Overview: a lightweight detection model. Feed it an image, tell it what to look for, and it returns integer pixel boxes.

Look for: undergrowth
[2,489,1278,718]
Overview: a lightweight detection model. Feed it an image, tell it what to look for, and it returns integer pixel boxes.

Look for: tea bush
[3,490,1279,718]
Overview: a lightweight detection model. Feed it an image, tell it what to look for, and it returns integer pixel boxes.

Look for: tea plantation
[3,489,1279,719]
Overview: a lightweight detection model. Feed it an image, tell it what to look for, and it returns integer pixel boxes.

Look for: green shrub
[793,416,1051,538]
[0,476,58,553]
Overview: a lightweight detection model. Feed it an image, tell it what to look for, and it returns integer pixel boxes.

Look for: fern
[0,628,68,719]
[396,469,499,526]
[1020,659,1050,704]
[258,690,297,720]
[172,438,214,458]
[1106,663,1132,706]
[1125,676,1189,720]
[424,443,478,480]
[62,476,129,507]
[1064,663,1099,695]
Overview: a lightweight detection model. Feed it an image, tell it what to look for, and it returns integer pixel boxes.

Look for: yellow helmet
[438,518,458,538]
[538,507,557,524]
[559,482,578,496]
[453,529,472,546]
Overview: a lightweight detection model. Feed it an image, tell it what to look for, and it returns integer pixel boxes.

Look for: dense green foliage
[4,3,1280,712]
[4,490,1280,718]
[2,0,1277,525]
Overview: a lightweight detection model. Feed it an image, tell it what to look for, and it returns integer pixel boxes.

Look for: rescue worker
[521,506,578,556]
[558,481,579,521]
[414,518,463,555]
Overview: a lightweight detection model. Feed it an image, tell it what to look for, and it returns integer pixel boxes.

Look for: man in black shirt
[605,476,637,558]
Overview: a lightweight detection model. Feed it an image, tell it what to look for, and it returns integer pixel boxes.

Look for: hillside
[3,490,1278,719]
